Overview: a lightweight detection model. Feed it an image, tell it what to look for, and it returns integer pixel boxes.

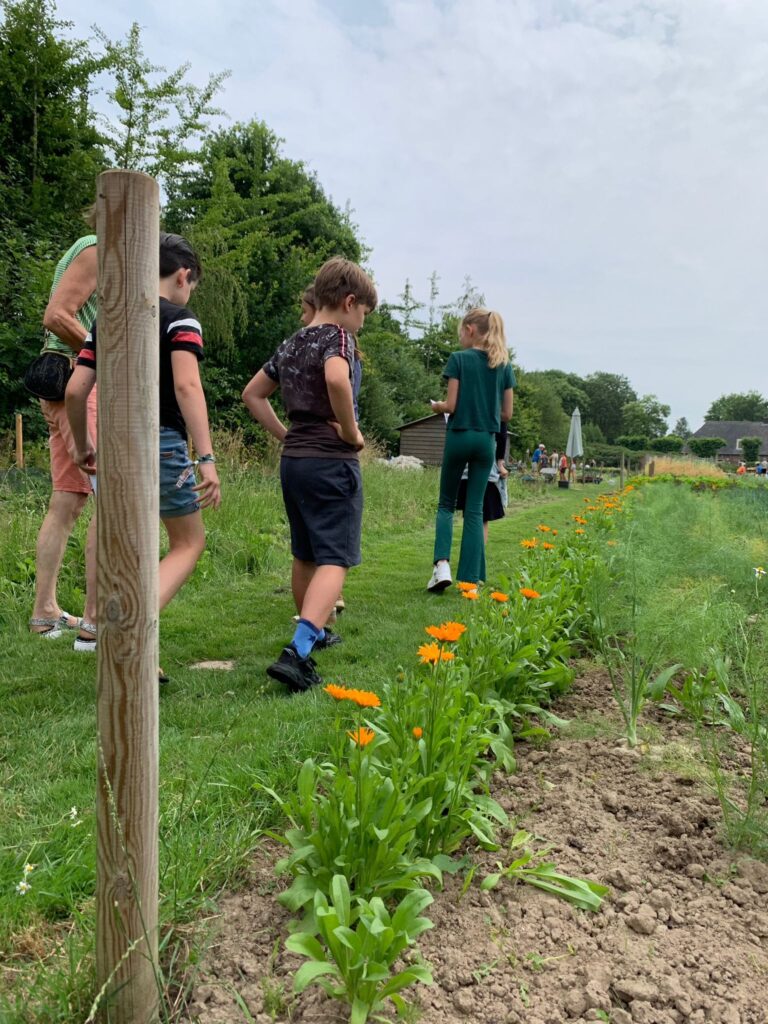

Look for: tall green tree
[673,416,691,439]
[93,22,228,192]
[705,391,768,423]
[582,372,637,443]
[620,394,670,439]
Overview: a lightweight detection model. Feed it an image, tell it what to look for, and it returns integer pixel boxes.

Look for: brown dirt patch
[184,668,768,1024]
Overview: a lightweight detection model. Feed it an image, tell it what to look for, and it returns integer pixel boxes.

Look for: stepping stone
[190,660,235,671]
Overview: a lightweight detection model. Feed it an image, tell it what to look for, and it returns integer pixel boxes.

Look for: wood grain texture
[94,170,160,1024]
[15,413,23,469]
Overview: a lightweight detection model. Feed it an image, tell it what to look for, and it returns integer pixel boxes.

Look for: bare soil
[185,668,767,1024]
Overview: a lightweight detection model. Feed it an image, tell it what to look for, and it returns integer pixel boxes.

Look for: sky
[56,0,768,430]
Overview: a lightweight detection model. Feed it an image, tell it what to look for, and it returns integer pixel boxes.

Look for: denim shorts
[159,428,200,519]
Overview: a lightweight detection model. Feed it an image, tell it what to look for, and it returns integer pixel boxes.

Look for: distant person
[66,233,221,661]
[427,308,514,591]
[737,462,746,475]
[27,209,98,643]
[532,443,545,473]
[243,257,376,693]
[559,453,568,481]
[550,450,559,469]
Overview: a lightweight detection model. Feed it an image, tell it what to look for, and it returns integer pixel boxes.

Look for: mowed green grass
[0,459,594,1020]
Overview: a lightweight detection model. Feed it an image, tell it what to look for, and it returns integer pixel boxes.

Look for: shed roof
[397,413,445,431]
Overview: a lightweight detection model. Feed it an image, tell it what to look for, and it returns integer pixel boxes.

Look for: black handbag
[23,350,74,402]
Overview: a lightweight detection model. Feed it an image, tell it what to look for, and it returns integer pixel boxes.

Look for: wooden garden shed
[397,413,447,465]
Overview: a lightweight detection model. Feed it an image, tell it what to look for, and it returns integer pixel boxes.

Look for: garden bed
[185,666,767,1024]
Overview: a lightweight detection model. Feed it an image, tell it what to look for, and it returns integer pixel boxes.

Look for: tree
[651,435,684,454]
[0,0,104,237]
[705,391,768,423]
[620,394,670,439]
[740,437,761,464]
[673,417,691,439]
[582,373,637,443]
[523,369,590,418]
[583,422,606,444]
[94,22,228,192]
[689,437,726,459]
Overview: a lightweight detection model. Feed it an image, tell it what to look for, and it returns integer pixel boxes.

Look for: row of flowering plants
[263,499,626,1022]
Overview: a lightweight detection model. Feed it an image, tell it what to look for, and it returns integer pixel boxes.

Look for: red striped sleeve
[78,347,95,362]
[171,331,203,348]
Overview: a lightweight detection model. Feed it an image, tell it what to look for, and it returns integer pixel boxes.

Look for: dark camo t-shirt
[263,324,358,459]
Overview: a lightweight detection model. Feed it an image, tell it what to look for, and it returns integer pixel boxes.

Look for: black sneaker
[313,628,343,651]
[267,646,323,693]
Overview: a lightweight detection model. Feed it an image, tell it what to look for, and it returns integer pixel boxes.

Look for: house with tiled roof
[686,421,768,463]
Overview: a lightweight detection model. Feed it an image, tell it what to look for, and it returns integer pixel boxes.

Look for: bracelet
[197,454,216,464]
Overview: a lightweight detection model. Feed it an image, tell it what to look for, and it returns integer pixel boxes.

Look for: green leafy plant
[480,830,608,912]
[286,876,433,1024]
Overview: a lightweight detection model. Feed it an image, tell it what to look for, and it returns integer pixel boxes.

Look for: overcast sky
[57,0,768,430]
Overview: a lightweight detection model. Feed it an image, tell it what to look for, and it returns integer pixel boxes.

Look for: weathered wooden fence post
[95,169,160,1024]
[15,413,23,469]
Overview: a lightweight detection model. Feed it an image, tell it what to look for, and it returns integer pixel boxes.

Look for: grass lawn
[0,460,597,1021]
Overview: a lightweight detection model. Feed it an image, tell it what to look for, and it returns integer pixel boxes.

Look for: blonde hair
[461,308,509,369]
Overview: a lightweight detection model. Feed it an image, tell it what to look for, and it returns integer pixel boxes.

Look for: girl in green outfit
[427,308,514,590]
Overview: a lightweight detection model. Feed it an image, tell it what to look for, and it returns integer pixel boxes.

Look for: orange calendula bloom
[348,727,375,747]
[520,538,538,549]
[572,516,588,525]
[519,588,541,600]
[575,528,585,535]
[490,591,509,602]
[413,727,423,739]
[552,529,558,536]
[324,684,381,708]
[537,524,551,533]
[456,581,478,592]
[418,642,441,664]
[461,589,479,600]
[425,621,467,642]
[542,542,555,550]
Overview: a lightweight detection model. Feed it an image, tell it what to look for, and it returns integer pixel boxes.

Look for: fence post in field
[649,459,655,478]
[15,413,23,469]
[620,452,625,489]
[94,169,160,1024]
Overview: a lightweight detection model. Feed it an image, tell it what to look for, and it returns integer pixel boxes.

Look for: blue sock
[292,618,322,659]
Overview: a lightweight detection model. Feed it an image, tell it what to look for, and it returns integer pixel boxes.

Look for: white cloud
[56,0,768,427]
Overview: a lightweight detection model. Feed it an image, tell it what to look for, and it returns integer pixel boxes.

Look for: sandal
[73,621,97,653]
[29,612,81,639]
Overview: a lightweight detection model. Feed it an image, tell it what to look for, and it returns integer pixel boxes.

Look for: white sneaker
[427,561,452,593]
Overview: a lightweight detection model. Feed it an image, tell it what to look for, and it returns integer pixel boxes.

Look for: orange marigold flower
[537,524,551,533]
[461,589,479,600]
[325,684,381,708]
[542,542,555,550]
[347,688,382,708]
[572,516,588,525]
[418,642,441,664]
[348,727,375,747]
[587,506,599,511]
[552,529,558,535]
[413,727,423,739]
[521,538,538,549]
[519,588,541,600]
[324,683,350,701]
[441,650,455,661]
[425,621,467,642]
[490,591,509,602]
[456,581,478,592]
[575,528,585,535]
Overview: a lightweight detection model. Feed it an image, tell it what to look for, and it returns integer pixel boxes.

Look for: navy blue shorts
[280,456,362,567]
[159,428,200,519]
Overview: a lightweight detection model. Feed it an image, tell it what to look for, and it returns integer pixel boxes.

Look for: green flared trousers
[433,429,495,584]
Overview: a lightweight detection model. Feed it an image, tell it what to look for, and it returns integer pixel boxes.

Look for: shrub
[688,436,726,459]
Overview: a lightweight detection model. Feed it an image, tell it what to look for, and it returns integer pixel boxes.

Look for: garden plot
[185,666,767,1024]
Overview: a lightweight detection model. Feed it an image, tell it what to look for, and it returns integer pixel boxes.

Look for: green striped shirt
[42,235,97,356]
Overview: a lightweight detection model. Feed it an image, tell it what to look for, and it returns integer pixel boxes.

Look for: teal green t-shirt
[443,348,515,432]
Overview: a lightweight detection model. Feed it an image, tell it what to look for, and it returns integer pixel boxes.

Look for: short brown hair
[313,257,377,312]
[302,284,316,309]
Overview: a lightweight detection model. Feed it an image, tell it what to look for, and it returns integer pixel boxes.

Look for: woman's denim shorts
[160,427,200,519]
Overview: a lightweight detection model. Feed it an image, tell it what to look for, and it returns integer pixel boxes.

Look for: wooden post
[620,451,625,489]
[15,413,23,469]
[649,459,655,478]
[95,170,160,1024]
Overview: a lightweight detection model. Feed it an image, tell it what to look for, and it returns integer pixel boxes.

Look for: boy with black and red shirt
[65,233,221,653]
[243,257,377,693]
